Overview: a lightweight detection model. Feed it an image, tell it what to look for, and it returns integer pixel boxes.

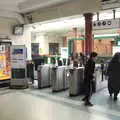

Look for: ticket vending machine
[10,45,28,88]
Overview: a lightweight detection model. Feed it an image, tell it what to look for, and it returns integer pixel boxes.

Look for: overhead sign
[93,19,120,30]
[61,47,68,59]
[112,46,120,55]
[101,0,120,10]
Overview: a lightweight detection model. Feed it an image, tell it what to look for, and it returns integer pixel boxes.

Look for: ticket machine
[10,45,28,88]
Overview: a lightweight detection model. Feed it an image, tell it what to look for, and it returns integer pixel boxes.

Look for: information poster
[11,46,26,69]
[61,47,68,59]
[112,46,120,55]
[0,45,11,80]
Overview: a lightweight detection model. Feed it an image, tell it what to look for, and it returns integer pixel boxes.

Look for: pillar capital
[84,13,93,17]
[84,13,93,21]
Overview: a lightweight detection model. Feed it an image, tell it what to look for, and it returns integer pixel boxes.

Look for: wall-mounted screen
[13,24,24,35]
[12,49,23,54]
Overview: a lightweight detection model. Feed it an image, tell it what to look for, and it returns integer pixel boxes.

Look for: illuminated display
[0,45,11,80]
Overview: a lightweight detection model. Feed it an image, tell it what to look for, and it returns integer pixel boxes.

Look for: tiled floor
[0,86,120,120]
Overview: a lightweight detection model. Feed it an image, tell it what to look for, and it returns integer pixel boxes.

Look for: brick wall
[73,40,83,54]
[93,38,113,56]
[71,38,114,56]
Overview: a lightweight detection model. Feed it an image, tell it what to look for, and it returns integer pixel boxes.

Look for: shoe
[110,93,112,97]
[82,97,86,101]
[85,102,93,107]
[114,96,118,101]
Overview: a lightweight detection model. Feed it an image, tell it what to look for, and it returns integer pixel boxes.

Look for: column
[81,35,85,53]
[73,28,77,55]
[84,13,93,54]
[62,36,67,47]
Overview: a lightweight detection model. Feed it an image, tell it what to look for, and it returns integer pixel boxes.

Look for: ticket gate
[51,66,69,92]
[95,66,107,92]
[69,67,84,96]
[38,65,51,88]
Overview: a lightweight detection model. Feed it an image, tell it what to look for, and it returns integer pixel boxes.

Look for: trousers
[84,75,93,102]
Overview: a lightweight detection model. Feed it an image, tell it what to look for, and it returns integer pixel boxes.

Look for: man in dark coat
[82,52,98,106]
[107,52,120,101]
[27,61,34,84]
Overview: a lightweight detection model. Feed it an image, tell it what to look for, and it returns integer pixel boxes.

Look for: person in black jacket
[107,52,120,101]
[82,52,98,106]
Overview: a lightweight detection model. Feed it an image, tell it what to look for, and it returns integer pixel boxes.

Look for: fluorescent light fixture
[94,33,119,37]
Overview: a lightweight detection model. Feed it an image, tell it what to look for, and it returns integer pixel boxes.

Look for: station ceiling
[0,0,120,24]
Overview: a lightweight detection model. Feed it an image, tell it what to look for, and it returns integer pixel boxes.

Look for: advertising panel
[61,47,68,59]
[0,45,11,80]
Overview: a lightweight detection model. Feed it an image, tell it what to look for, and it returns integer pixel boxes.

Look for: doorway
[49,43,59,55]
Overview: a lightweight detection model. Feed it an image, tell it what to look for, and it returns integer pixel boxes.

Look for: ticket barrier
[37,65,51,88]
[64,67,70,89]
[49,65,56,86]
[69,67,84,96]
[95,66,107,92]
[81,66,107,93]
[51,66,69,92]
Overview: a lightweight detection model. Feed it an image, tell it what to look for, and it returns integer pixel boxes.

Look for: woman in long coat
[107,52,120,101]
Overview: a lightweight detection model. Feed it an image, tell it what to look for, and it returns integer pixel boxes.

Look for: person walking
[101,59,104,81]
[82,52,98,106]
[73,53,79,67]
[78,52,85,67]
[107,52,120,101]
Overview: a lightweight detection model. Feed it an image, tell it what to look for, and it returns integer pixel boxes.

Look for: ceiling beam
[19,0,75,13]
[25,0,101,23]
[0,4,20,13]
[0,11,24,24]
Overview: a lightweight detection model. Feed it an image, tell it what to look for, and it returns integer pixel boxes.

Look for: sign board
[11,45,26,69]
[101,0,120,10]
[117,41,120,46]
[61,47,68,59]
[93,19,120,30]
[112,46,120,55]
